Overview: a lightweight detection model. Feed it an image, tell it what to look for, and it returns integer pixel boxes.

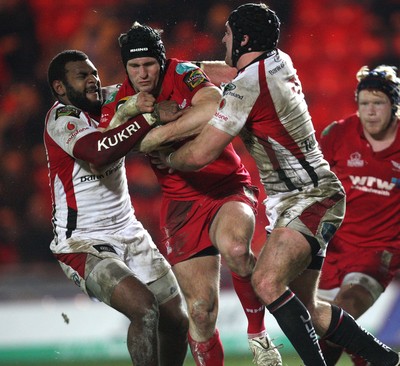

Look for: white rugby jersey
[210,50,339,196]
[44,101,135,243]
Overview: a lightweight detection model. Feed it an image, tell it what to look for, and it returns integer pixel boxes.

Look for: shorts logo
[347,152,364,167]
[184,69,208,91]
[71,272,81,287]
[93,244,117,254]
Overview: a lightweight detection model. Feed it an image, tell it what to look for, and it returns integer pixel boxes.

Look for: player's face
[222,22,233,67]
[62,60,102,115]
[126,57,160,93]
[358,90,393,139]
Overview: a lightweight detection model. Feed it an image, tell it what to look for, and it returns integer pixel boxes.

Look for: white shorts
[51,224,176,305]
[318,272,384,303]
[264,183,345,253]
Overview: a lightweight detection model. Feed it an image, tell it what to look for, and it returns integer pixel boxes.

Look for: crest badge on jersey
[347,152,364,167]
[183,69,209,91]
[56,106,81,120]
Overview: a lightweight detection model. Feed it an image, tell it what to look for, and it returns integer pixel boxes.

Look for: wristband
[151,103,161,124]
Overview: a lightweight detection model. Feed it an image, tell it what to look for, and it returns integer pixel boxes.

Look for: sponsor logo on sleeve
[97,122,142,151]
[183,69,209,91]
[268,60,286,75]
[222,83,243,99]
[214,111,228,122]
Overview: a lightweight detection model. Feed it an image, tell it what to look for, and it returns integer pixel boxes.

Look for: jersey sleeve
[46,105,95,157]
[209,73,256,137]
[319,121,340,167]
[99,87,121,129]
[171,60,215,101]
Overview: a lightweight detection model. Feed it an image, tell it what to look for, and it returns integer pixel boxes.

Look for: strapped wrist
[152,103,161,123]
[166,152,174,167]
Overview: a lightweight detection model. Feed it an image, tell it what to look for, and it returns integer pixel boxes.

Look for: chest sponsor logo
[347,152,364,167]
[214,111,228,122]
[391,177,400,188]
[80,160,123,182]
[67,121,76,131]
[66,127,90,145]
[350,175,396,195]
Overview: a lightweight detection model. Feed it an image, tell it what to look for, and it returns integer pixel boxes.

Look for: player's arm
[73,113,158,168]
[100,92,182,133]
[153,123,234,172]
[196,61,237,87]
[138,85,222,153]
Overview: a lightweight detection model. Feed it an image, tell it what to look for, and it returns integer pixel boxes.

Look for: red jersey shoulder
[55,105,81,120]
[321,121,339,138]
[321,113,359,139]
[169,59,212,91]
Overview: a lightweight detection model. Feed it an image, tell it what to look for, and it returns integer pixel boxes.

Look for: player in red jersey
[318,65,400,366]
[99,22,282,366]
[44,50,188,366]
[155,4,400,366]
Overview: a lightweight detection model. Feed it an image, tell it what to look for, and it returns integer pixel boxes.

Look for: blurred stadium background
[0,0,399,365]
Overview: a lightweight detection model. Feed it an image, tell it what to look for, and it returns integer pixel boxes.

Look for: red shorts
[319,237,400,290]
[159,186,258,265]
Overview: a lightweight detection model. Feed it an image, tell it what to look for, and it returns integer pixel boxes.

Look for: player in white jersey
[44,50,188,366]
[154,3,400,366]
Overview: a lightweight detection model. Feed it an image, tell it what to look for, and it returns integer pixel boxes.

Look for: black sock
[319,339,343,366]
[267,290,326,366]
[324,305,399,366]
